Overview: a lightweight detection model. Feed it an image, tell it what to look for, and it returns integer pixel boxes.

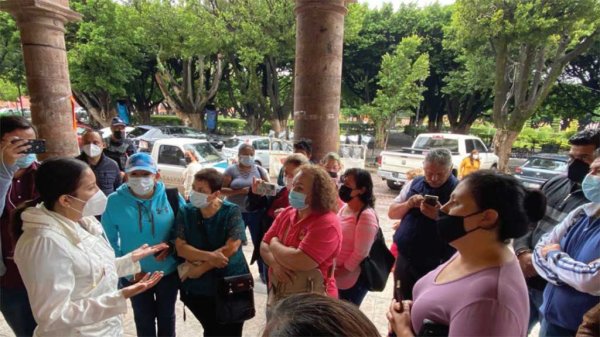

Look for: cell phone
[424,194,439,206]
[257,181,277,196]
[12,139,46,154]
[418,319,449,337]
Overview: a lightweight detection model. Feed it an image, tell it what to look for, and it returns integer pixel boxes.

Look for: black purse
[359,226,395,291]
[215,273,256,324]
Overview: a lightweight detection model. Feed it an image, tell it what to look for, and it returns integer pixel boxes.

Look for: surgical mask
[113,130,124,140]
[582,174,600,203]
[436,211,488,243]
[190,191,210,209]
[338,185,354,203]
[239,155,254,166]
[68,190,108,217]
[16,154,36,168]
[288,190,308,210]
[472,155,479,160]
[128,176,155,195]
[284,177,294,190]
[567,159,590,184]
[82,144,102,158]
[328,171,338,178]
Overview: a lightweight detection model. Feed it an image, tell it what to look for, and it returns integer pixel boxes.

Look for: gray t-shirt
[224,164,267,212]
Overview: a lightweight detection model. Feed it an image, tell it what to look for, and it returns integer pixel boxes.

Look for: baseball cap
[111,117,126,126]
[125,153,158,174]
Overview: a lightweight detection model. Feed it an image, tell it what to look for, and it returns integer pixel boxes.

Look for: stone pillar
[0,0,81,159]
[293,0,348,162]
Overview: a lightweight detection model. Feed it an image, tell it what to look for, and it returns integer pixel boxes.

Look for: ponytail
[10,198,41,241]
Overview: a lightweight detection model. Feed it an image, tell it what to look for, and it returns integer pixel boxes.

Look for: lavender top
[411,254,529,336]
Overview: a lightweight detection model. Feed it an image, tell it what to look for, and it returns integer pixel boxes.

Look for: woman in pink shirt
[335,168,379,306]
[387,170,546,336]
[261,165,342,299]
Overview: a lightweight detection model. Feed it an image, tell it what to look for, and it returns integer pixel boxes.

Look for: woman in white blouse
[13,158,166,337]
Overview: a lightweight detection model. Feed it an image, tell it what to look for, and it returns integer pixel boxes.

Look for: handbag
[215,273,256,324]
[358,209,395,291]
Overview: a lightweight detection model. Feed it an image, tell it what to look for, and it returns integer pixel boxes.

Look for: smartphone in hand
[423,194,439,206]
[12,139,46,154]
[257,181,277,196]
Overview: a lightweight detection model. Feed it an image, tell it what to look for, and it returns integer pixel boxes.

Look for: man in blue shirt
[76,130,122,196]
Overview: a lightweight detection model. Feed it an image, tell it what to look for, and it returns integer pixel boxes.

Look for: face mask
[338,185,354,203]
[128,176,155,195]
[82,144,102,158]
[68,190,108,217]
[472,155,479,160]
[284,177,294,190]
[239,155,254,166]
[582,174,600,203]
[288,190,308,210]
[185,156,192,164]
[190,191,210,209]
[16,153,36,168]
[113,130,124,140]
[328,171,338,178]
[436,211,486,243]
[567,159,590,184]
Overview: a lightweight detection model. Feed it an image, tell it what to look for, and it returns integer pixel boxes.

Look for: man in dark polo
[388,148,458,300]
[77,130,122,196]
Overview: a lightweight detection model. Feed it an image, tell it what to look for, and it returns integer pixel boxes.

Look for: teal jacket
[101,181,185,275]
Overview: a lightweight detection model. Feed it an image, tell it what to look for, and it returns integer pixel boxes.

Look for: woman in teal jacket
[101,153,185,337]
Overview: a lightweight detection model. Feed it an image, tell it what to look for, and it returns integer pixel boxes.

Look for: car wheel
[386,180,402,191]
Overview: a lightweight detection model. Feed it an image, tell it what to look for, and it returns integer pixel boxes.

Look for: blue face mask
[288,190,308,210]
[239,155,254,167]
[582,174,600,203]
[16,154,36,168]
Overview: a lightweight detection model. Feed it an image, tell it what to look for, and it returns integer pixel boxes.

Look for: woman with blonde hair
[260,165,342,303]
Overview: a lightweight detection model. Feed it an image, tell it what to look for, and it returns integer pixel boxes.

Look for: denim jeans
[123,272,179,337]
[242,212,265,281]
[0,287,36,337]
[338,276,369,307]
[539,320,576,337]
[527,287,545,334]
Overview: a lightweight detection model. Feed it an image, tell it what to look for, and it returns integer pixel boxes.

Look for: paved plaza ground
[0,170,539,337]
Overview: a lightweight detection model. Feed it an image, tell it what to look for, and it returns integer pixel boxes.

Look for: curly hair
[300,164,339,213]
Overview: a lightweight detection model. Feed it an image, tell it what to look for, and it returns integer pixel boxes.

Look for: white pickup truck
[150,138,228,193]
[377,133,499,190]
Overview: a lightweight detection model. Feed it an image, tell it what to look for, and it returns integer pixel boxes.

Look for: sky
[360,0,455,8]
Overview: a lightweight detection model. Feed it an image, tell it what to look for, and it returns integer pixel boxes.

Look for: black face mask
[113,130,124,140]
[567,159,590,184]
[436,211,487,244]
[338,185,354,203]
[328,171,338,178]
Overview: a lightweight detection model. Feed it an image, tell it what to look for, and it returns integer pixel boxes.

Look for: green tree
[0,12,26,109]
[452,0,600,171]
[369,35,430,147]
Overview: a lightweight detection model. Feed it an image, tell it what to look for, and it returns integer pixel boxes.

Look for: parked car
[99,126,135,140]
[221,135,293,171]
[102,125,224,152]
[377,133,499,190]
[514,154,568,189]
[150,138,228,193]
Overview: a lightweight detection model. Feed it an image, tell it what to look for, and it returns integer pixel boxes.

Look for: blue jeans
[338,276,369,307]
[242,212,265,280]
[528,287,545,334]
[540,320,576,337]
[0,287,36,337]
[123,272,179,337]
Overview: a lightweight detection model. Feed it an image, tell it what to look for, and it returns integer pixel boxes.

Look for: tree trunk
[270,118,282,133]
[187,112,204,130]
[375,120,386,149]
[137,108,152,124]
[492,128,519,172]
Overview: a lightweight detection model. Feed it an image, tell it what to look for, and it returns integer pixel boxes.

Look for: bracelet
[516,249,532,257]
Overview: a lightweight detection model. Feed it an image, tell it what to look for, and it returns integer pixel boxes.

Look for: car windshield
[128,127,151,138]
[167,127,207,138]
[183,143,223,163]
[413,136,459,153]
[224,138,242,148]
[523,158,567,171]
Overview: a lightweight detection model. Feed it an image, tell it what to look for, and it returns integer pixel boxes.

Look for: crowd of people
[0,114,598,337]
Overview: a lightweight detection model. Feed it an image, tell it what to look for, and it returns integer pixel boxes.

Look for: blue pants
[540,320,576,337]
[527,287,545,334]
[338,276,369,307]
[242,212,266,281]
[0,287,36,337]
[123,272,179,337]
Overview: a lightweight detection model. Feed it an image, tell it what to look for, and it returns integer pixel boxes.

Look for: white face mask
[239,155,254,166]
[190,191,210,209]
[82,143,103,158]
[128,176,155,195]
[472,155,479,160]
[69,190,108,217]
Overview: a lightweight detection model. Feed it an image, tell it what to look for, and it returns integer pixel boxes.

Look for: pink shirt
[263,206,342,297]
[334,206,379,289]
[411,255,529,336]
